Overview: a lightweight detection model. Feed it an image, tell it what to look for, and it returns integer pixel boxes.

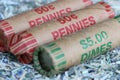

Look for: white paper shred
[92,0,103,4]
[0,0,55,19]
[1,0,120,80]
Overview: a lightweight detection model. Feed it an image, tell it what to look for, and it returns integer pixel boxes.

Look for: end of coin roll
[0,20,15,38]
[0,28,8,52]
[17,53,33,64]
[33,45,66,77]
[8,31,38,63]
[0,40,7,52]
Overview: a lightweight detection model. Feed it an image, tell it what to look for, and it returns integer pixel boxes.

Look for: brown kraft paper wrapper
[33,16,120,76]
[8,2,115,63]
[0,0,94,38]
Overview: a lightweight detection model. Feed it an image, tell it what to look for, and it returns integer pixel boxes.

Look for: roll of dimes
[33,16,120,76]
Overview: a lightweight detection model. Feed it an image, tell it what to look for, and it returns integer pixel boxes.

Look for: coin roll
[8,1,118,63]
[0,0,98,38]
[33,16,120,76]
[0,34,7,52]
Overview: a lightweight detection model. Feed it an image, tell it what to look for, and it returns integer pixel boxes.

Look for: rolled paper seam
[33,16,120,76]
[8,2,117,63]
[0,0,99,38]
[104,0,120,16]
[33,47,61,77]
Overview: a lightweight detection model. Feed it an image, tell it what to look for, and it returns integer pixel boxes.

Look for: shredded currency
[0,0,55,19]
[0,0,120,80]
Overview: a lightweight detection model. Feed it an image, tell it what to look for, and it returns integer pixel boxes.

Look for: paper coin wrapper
[0,0,100,38]
[8,1,120,63]
[0,33,8,52]
[0,39,7,52]
[33,16,120,76]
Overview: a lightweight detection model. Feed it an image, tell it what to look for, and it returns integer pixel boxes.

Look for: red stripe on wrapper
[0,40,6,52]
[8,32,38,63]
[0,20,15,38]
[83,0,93,6]
[17,54,33,63]
[99,2,115,18]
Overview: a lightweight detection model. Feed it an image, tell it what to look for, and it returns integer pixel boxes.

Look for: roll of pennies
[33,16,120,77]
[8,1,117,63]
[0,0,98,38]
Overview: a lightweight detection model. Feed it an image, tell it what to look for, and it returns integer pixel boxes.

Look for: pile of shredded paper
[0,0,120,80]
